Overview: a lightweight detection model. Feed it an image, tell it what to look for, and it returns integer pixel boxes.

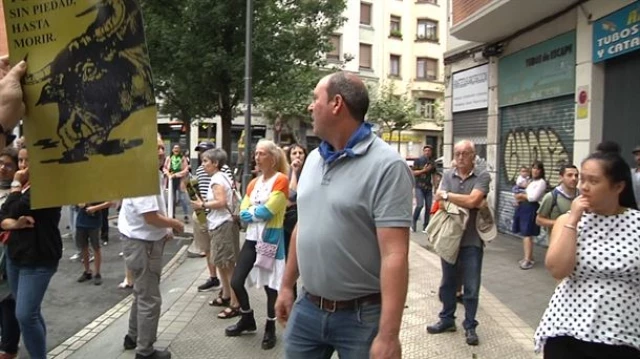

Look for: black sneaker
[198,277,221,292]
[426,321,457,334]
[465,328,479,346]
[77,272,92,283]
[94,273,103,286]
[123,334,136,350]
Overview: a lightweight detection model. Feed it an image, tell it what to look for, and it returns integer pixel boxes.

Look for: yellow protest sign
[3,0,159,209]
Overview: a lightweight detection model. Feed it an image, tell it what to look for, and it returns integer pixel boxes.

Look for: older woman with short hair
[225,139,289,350]
[190,148,240,319]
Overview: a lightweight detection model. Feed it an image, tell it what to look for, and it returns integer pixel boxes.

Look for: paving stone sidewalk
[58,238,543,359]
[168,241,540,359]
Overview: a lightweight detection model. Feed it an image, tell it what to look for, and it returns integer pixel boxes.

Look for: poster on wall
[593,1,640,63]
[3,0,159,209]
[452,64,489,113]
[498,31,576,107]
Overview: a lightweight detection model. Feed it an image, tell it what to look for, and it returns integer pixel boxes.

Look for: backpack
[220,174,244,230]
[549,188,560,214]
[549,188,578,216]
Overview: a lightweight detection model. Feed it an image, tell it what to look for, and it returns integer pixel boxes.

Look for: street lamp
[242,0,254,194]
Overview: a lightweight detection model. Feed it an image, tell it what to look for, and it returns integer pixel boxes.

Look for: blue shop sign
[593,1,640,63]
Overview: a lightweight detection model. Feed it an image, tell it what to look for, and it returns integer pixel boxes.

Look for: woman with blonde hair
[225,139,289,351]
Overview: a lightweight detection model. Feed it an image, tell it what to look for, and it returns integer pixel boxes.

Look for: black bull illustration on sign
[25,0,155,163]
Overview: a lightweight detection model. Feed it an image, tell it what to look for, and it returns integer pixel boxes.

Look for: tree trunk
[297,120,307,147]
[220,92,234,158]
[396,130,401,153]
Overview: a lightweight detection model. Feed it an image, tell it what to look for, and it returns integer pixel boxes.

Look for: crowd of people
[0,55,639,359]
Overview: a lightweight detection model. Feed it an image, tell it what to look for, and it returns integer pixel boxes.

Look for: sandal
[208,296,230,307]
[118,281,133,289]
[217,306,240,319]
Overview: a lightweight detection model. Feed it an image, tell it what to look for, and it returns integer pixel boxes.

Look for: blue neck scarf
[319,122,372,165]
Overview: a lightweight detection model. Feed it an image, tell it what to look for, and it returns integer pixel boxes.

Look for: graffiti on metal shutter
[502,127,570,184]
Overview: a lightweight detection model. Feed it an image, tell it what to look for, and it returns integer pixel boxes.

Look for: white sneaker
[69,253,80,261]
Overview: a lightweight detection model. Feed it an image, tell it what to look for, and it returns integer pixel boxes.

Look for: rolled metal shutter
[453,109,488,160]
[452,109,487,143]
[603,50,640,166]
[496,95,575,245]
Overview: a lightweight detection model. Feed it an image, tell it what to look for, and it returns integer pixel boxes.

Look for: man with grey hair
[275,71,413,358]
[119,134,184,359]
[426,139,490,346]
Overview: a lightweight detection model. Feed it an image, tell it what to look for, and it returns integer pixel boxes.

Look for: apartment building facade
[444,0,640,245]
[329,0,447,158]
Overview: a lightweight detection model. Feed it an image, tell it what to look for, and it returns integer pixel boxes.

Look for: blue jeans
[171,178,189,216]
[284,292,380,359]
[5,256,57,359]
[413,187,433,230]
[438,246,483,330]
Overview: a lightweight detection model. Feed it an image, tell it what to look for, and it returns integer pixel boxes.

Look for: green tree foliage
[368,81,420,142]
[256,60,353,144]
[255,66,322,140]
[139,0,347,154]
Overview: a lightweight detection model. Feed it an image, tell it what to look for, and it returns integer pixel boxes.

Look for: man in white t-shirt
[119,134,184,359]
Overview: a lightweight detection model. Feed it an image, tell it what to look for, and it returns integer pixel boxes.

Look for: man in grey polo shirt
[426,139,490,346]
[275,71,413,359]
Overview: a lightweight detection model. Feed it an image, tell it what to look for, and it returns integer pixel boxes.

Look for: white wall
[572,0,636,166]
[499,9,577,57]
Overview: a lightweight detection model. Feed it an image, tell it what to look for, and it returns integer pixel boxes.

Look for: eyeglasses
[454,151,473,158]
[0,162,15,170]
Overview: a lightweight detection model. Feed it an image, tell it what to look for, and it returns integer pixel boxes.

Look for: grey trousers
[122,236,165,356]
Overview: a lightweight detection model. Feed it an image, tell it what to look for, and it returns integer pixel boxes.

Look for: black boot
[261,319,277,350]
[225,310,257,336]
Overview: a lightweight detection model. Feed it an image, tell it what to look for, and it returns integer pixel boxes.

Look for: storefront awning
[412,121,442,132]
[450,0,576,43]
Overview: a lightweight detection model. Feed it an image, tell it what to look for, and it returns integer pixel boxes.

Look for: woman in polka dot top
[535,142,640,358]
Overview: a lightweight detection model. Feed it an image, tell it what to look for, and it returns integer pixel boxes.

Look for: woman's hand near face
[567,195,589,225]
[291,159,302,171]
[14,168,28,185]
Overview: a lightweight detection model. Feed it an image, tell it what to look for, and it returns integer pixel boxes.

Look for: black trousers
[282,206,298,298]
[283,206,297,259]
[544,336,640,359]
[230,241,277,318]
[0,295,20,354]
[100,208,109,240]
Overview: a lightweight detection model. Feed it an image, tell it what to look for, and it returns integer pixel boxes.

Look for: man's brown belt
[305,292,381,312]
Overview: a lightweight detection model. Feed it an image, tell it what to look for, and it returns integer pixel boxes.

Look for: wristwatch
[442,191,449,200]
